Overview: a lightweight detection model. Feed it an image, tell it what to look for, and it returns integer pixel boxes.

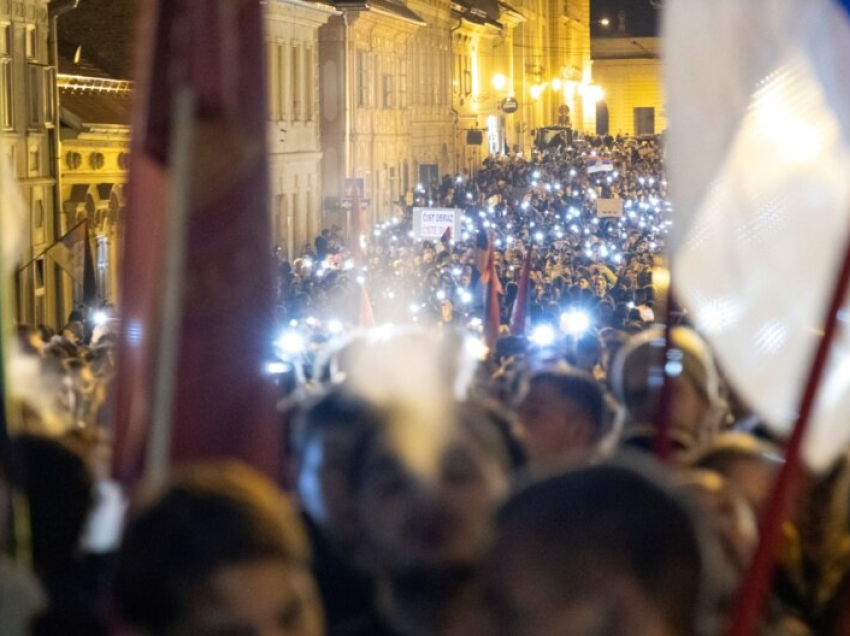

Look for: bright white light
[93,311,108,326]
[533,170,541,179]
[409,304,420,314]
[460,290,472,304]
[306,316,318,327]
[521,201,529,210]
[265,361,290,375]
[465,337,489,360]
[456,176,463,183]
[560,310,591,336]
[453,267,462,276]
[328,320,344,334]
[437,289,447,301]
[276,331,305,356]
[530,324,557,347]
[535,232,544,242]
[289,319,298,327]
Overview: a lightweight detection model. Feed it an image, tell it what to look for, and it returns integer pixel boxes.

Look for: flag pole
[654,281,676,463]
[725,227,850,636]
[15,218,87,274]
[143,85,195,489]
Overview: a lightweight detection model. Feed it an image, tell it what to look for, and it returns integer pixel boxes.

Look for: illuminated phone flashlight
[535,232,544,242]
[328,320,344,335]
[460,290,473,304]
[560,309,591,337]
[306,316,318,327]
[436,289,447,301]
[521,201,529,210]
[265,361,291,375]
[533,170,541,179]
[530,324,556,347]
[275,331,305,356]
[456,175,463,183]
[409,303,421,314]
[569,169,577,177]
[453,267,462,277]
[92,310,109,326]
[466,192,473,199]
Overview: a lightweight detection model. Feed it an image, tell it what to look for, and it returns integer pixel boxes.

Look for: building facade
[591,35,663,136]
[320,0,425,231]
[266,0,337,260]
[2,0,58,327]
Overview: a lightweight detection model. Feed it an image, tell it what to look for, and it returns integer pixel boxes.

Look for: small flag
[509,247,533,336]
[586,156,613,174]
[440,226,452,245]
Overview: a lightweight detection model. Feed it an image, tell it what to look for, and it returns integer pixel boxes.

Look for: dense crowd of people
[5,135,850,636]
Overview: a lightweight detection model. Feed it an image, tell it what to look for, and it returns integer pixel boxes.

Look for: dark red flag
[113,0,279,483]
[509,247,533,336]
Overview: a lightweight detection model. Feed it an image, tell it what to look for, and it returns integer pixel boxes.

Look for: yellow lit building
[591,35,664,136]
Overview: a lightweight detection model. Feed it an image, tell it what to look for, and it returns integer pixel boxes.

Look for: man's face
[357,429,509,572]
[515,381,596,465]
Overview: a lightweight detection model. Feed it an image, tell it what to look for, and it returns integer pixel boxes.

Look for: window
[291,43,300,120]
[28,149,38,174]
[399,60,408,108]
[382,74,394,109]
[96,235,109,301]
[357,51,371,108]
[1,25,12,131]
[33,198,43,229]
[266,40,278,120]
[89,152,105,170]
[304,46,314,121]
[25,26,36,60]
[0,24,11,56]
[27,64,51,129]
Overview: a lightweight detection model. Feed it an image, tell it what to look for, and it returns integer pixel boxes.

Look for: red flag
[509,247,533,336]
[113,0,279,483]
[359,285,375,329]
[483,240,502,351]
[440,226,452,245]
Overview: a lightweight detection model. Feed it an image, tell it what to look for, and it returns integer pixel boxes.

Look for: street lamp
[599,17,610,26]
[492,73,507,91]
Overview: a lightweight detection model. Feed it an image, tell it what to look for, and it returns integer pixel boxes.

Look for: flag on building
[44,220,97,306]
[113,0,279,483]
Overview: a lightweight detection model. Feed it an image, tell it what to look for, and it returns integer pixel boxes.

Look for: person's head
[352,399,513,575]
[690,433,782,517]
[291,388,384,550]
[514,369,606,466]
[13,434,93,574]
[610,326,724,449]
[114,462,322,636]
[485,462,703,636]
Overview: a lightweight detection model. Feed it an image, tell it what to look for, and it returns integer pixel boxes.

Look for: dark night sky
[591,0,660,37]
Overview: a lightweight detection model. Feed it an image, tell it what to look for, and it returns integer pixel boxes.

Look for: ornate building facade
[266,0,337,259]
[2,0,58,326]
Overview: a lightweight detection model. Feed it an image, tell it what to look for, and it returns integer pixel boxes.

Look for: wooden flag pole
[726,228,850,636]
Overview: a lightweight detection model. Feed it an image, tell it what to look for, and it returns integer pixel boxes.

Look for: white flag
[664,0,850,470]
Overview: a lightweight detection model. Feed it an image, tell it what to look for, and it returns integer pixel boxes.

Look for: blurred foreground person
[611,326,726,456]
[0,447,45,636]
[514,368,607,468]
[292,389,379,633]
[113,462,323,636]
[346,399,514,636]
[485,462,703,636]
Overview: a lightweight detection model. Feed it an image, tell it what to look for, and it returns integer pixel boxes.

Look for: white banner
[413,207,463,241]
[596,198,624,218]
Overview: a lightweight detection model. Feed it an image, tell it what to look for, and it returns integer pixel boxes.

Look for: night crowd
[5,136,850,636]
